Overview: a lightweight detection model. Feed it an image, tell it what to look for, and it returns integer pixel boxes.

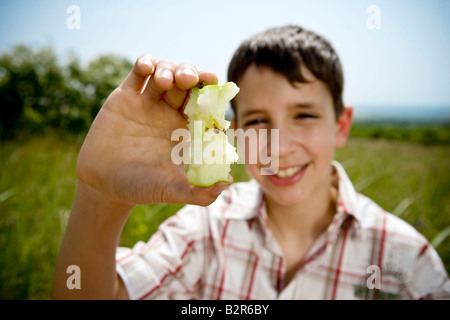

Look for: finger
[121,54,156,93]
[177,71,220,116]
[163,64,199,109]
[174,63,199,90]
[198,71,219,86]
[188,179,232,206]
[164,67,219,111]
[145,60,176,99]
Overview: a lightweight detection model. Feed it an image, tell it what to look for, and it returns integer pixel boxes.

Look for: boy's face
[234,64,352,207]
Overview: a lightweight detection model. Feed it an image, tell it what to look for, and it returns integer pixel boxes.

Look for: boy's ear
[335,106,353,148]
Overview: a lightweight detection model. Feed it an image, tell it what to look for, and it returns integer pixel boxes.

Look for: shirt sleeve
[406,242,450,300]
[115,205,209,300]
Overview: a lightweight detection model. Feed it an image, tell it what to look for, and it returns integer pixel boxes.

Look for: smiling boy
[52,25,449,299]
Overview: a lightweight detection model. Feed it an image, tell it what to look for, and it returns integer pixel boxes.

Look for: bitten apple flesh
[183,82,240,187]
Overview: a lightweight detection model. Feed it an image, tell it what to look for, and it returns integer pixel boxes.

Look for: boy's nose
[264,126,297,159]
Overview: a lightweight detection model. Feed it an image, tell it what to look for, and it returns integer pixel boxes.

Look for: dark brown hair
[227,25,344,120]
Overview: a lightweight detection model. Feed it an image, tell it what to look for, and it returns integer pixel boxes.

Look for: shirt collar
[222,178,264,220]
[332,160,363,225]
[327,160,363,239]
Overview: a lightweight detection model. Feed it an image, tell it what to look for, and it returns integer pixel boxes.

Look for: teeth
[275,165,306,178]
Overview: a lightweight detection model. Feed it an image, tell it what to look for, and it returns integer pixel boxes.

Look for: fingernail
[141,59,154,72]
[211,188,225,196]
[142,59,153,66]
[159,69,173,80]
[179,68,197,78]
[211,182,229,196]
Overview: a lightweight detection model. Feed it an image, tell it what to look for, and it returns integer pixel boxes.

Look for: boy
[52,25,449,299]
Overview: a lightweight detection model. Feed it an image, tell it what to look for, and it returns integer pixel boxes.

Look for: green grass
[1,133,449,299]
[0,135,81,299]
[335,138,450,262]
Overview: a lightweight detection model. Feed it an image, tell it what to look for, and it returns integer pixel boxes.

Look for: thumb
[188,177,233,207]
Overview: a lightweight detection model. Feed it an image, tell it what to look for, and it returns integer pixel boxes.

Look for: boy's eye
[295,113,317,119]
[243,118,267,127]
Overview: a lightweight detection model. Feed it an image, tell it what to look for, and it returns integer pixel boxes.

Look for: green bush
[0,45,132,139]
[351,122,450,145]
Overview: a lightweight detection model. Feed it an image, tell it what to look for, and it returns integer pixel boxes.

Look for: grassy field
[1,133,449,299]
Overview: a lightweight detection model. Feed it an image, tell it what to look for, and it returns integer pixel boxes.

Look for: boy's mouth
[267,163,309,186]
[275,164,308,178]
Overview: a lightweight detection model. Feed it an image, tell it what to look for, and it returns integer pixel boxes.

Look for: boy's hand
[76,55,230,209]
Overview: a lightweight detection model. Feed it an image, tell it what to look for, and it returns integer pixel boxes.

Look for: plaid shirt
[116,161,450,300]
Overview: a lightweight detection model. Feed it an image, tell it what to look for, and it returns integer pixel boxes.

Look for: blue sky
[1,0,450,115]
